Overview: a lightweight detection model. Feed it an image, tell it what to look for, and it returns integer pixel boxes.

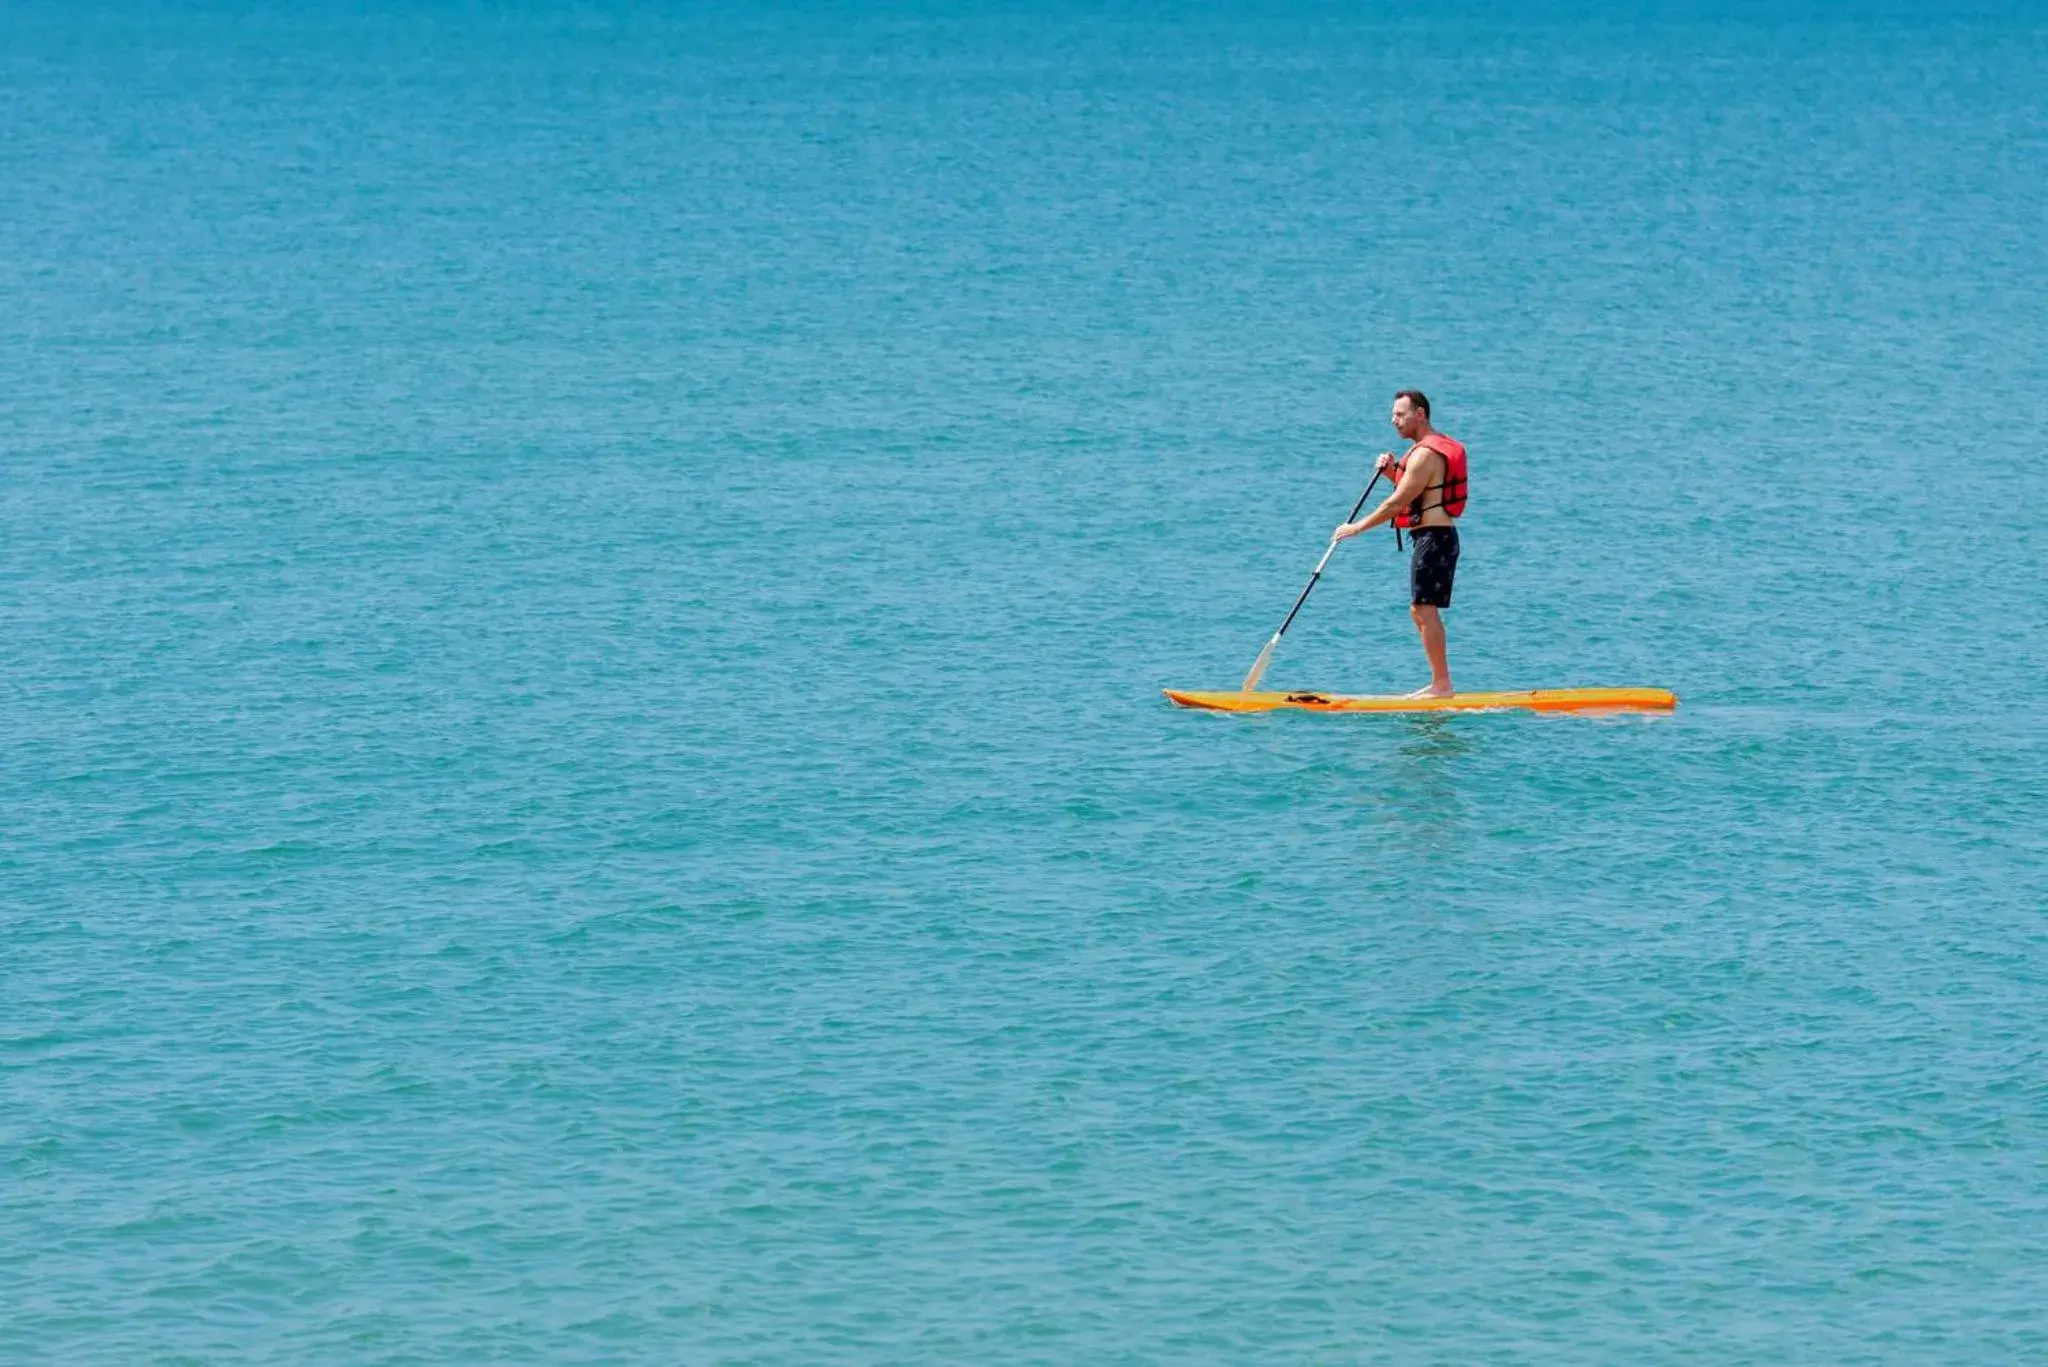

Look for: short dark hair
[1394,389,1431,417]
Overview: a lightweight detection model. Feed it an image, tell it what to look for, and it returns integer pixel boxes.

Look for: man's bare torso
[1403,445,1456,529]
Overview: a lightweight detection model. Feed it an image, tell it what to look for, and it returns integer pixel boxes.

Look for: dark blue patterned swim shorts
[1408,526,1459,608]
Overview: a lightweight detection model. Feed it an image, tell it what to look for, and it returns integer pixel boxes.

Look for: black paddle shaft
[1272,468,1384,639]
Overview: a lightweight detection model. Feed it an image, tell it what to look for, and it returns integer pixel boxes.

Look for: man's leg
[1409,604,1453,697]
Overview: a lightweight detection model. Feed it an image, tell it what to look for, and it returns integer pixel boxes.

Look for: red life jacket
[1392,432,1468,529]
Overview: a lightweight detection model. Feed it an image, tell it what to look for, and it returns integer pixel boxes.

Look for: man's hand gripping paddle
[1240,465,1386,693]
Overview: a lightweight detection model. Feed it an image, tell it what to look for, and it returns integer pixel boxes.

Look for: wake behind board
[1164,687,1677,715]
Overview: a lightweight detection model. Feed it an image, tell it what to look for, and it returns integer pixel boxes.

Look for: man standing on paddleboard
[1331,390,1469,698]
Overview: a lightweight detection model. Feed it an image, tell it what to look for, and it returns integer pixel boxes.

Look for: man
[1332,389,1469,698]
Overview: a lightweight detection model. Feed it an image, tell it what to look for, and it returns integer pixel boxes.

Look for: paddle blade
[1241,633,1280,693]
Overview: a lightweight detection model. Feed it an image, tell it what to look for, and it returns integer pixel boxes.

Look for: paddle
[1240,465,1386,693]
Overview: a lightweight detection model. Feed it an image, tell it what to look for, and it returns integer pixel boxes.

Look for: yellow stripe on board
[1163,687,1677,715]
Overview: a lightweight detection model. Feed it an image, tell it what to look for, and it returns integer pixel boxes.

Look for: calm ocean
[4,2,2045,1361]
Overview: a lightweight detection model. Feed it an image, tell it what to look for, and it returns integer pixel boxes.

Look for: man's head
[1391,389,1432,441]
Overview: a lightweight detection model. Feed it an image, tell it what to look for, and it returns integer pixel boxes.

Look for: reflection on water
[1398,714,1472,766]
[1356,716,1474,835]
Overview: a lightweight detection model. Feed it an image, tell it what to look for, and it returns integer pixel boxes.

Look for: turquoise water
[5,3,2046,1360]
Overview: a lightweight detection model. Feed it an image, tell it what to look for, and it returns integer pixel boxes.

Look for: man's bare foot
[1406,683,1455,699]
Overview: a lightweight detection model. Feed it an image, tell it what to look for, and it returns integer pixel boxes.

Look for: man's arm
[1334,450,1435,541]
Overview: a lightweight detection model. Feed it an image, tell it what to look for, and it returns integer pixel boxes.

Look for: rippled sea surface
[4,3,2046,1361]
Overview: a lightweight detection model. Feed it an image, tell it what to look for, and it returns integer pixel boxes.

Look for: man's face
[1390,398,1421,439]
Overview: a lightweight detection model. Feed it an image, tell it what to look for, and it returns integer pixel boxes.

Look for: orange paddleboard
[1163,687,1677,715]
